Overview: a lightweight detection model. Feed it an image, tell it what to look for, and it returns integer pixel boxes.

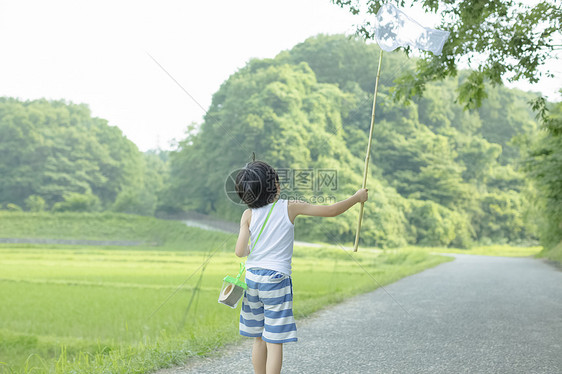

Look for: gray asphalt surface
[159,254,562,374]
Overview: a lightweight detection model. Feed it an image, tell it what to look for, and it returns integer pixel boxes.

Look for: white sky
[1,0,560,151]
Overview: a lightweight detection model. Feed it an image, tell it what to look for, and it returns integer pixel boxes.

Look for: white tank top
[246,199,295,275]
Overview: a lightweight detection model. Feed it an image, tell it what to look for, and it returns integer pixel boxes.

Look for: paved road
[160,254,562,373]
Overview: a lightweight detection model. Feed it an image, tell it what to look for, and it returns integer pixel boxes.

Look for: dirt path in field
[0,211,323,248]
[0,238,143,246]
[158,254,562,374]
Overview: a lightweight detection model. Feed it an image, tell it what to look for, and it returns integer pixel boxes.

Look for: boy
[234,161,368,374]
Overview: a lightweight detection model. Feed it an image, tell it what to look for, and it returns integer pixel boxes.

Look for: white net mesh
[375,3,450,56]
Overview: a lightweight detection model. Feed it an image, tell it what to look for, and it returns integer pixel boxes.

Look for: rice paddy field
[0,212,538,373]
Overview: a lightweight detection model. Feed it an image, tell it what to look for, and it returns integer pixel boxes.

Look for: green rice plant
[0,244,451,373]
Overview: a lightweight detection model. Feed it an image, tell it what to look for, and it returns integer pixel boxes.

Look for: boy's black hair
[235,161,279,208]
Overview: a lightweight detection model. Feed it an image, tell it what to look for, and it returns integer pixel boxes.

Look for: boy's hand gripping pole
[354,49,383,252]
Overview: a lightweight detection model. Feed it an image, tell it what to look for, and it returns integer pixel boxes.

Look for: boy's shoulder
[287,199,309,224]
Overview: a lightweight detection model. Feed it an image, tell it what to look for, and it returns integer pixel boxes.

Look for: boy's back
[247,199,294,276]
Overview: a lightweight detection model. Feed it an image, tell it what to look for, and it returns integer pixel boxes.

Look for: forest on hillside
[0,98,167,215]
[164,35,541,248]
[1,35,559,249]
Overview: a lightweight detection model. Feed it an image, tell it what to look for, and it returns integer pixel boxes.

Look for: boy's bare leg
[265,342,283,374]
[252,337,267,374]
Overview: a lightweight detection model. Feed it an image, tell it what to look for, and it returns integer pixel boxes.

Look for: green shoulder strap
[249,199,278,254]
[236,200,278,280]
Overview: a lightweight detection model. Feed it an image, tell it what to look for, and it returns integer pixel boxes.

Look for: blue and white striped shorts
[239,268,297,344]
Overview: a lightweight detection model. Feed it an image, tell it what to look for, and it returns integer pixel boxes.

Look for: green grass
[536,240,562,267]
[0,211,235,250]
[0,243,451,374]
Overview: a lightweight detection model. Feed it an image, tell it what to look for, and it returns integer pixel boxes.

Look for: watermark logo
[224,168,263,206]
[277,168,338,191]
[225,168,338,206]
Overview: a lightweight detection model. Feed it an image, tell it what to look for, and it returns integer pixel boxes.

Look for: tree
[51,192,101,212]
[24,195,46,212]
[332,0,561,109]
[166,62,358,219]
[166,34,540,247]
[525,97,562,249]
[0,98,157,211]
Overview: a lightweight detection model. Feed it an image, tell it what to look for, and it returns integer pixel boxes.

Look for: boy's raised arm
[289,189,368,220]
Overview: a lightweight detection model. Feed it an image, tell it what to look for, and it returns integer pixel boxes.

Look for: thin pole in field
[354,49,383,252]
